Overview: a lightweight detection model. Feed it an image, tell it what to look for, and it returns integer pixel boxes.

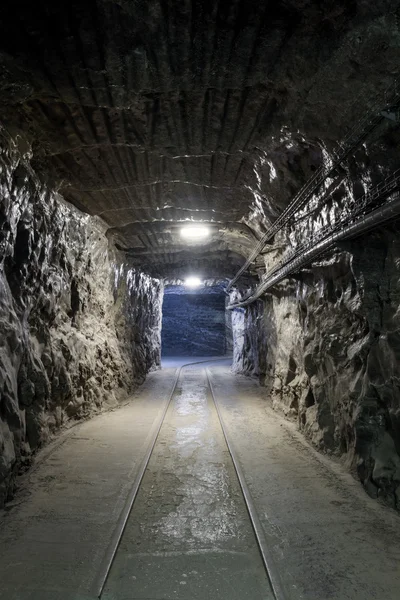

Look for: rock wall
[231,298,267,377]
[162,287,227,356]
[233,227,400,509]
[0,129,162,506]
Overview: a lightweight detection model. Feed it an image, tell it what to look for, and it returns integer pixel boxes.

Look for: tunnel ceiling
[0,1,398,278]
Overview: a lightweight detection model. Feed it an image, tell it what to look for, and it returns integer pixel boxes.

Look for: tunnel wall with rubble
[0,129,163,506]
[231,225,400,509]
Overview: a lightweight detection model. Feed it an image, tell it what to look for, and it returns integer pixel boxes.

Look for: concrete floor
[103,362,270,600]
[0,359,400,599]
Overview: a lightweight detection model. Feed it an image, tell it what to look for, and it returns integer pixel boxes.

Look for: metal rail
[91,357,225,597]
[206,368,287,600]
[91,364,183,598]
[227,78,400,291]
[228,189,400,309]
[91,358,282,599]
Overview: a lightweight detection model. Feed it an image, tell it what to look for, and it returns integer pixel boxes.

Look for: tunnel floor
[103,362,270,600]
[0,361,400,600]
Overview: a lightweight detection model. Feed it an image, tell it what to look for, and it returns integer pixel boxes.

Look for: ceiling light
[185,276,202,288]
[180,224,210,240]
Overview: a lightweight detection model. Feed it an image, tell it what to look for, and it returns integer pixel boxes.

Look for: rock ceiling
[0,0,398,278]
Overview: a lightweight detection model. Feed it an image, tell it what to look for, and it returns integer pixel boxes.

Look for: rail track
[90,359,285,600]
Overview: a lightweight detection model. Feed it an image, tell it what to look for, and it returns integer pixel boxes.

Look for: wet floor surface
[102,365,271,600]
[209,364,400,600]
[0,368,179,600]
[1,359,400,600]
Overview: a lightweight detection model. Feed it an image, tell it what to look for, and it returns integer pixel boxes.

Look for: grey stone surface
[0,1,398,278]
[1,362,400,600]
[209,363,400,600]
[0,130,162,507]
[230,236,400,507]
[103,365,271,600]
[162,291,227,356]
[0,0,399,520]
[0,368,177,599]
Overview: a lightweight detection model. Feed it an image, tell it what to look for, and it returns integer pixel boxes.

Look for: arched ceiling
[0,0,398,279]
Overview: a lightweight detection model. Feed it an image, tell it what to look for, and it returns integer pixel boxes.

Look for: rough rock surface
[232,225,400,509]
[0,1,398,277]
[231,298,267,378]
[0,129,162,506]
[162,286,228,356]
[0,0,399,515]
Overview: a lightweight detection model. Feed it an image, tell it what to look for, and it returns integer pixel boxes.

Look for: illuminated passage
[161,285,230,357]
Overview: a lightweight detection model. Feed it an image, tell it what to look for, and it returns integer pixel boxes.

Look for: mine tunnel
[0,1,400,599]
[162,281,231,357]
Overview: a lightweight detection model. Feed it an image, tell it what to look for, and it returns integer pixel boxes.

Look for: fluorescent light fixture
[180,224,210,240]
[185,276,202,288]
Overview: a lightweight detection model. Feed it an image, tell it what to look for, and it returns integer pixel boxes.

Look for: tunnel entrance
[161,284,232,357]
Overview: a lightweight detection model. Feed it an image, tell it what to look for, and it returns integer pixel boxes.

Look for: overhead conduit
[228,191,400,310]
[227,78,400,291]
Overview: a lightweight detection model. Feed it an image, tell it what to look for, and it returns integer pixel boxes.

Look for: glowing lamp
[185,276,202,288]
[180,224,210,240]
